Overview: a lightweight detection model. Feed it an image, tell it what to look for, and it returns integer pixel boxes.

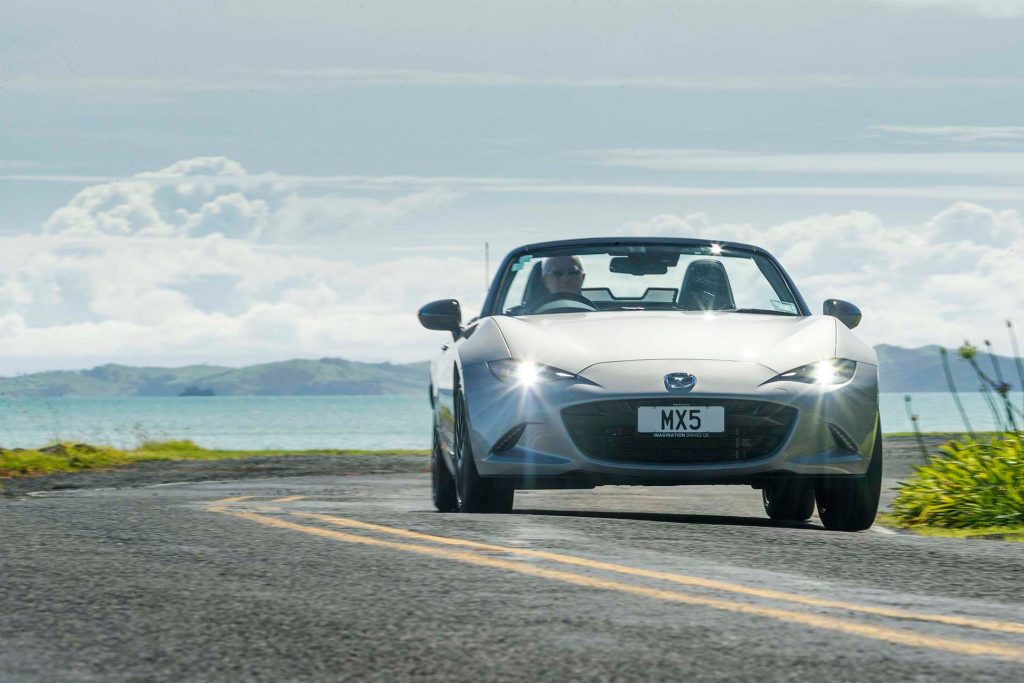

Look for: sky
[1,0,1023,374]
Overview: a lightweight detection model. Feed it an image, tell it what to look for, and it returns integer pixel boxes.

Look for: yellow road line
[211,496,254,504]
[271,495,307,503]
[294,512,1024,637]
[210,505,282,514]
[212,508,1024,662]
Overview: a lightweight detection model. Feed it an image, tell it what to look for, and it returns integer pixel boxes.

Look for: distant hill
[0,358,430,398]
[0,346,1019,397]
[875,344,1022,392]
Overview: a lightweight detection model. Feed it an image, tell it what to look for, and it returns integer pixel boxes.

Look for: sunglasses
[547,267,584,277]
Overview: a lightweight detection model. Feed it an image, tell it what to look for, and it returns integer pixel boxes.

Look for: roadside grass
[882,431,1003,438]
[889,433,1023,538]
[878,514,1024,542]
[0,440,428,478]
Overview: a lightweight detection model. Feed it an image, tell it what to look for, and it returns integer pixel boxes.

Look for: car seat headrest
[678,259,736,311]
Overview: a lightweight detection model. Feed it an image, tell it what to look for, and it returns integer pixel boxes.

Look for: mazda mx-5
[418,238,880,531]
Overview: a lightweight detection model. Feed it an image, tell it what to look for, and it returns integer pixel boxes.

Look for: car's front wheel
[762,479,815,522]
[815,425,883,532]
[431,429,458,512]
[453,386,514,514]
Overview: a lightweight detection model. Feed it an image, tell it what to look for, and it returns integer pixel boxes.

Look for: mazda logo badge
[664,372,696,392]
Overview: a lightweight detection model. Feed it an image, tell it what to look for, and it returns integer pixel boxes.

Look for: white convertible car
[418,238,881,531]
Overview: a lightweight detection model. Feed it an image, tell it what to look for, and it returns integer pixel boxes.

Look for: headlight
[487,359,575,386]
[765,359,856,385]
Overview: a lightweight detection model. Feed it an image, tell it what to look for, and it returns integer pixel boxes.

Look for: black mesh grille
[561,399,796,464]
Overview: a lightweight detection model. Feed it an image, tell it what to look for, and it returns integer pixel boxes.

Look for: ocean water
[0,392,1016,451]
[0,396,433,451]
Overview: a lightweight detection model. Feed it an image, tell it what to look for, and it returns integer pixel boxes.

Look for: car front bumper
[463,359,880,488]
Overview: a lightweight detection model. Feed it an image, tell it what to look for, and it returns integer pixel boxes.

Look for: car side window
[503,261,541,313]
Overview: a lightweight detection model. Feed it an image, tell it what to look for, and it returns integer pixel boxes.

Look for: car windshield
[497,243,801,316]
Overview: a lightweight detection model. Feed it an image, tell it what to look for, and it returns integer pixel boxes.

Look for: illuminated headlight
[487,359,575,386]
[765,359,857,386]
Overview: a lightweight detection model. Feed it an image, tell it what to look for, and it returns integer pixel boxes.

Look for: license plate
[637,406,725,435]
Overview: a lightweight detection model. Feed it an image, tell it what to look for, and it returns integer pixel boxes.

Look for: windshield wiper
[727,308,797,316]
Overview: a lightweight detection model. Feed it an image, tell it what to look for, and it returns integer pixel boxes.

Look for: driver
[541,255,586,295]
[524,255,595,314]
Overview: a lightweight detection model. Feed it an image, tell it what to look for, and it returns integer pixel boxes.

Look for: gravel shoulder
[1,435,941,499]
[0,453,429,497]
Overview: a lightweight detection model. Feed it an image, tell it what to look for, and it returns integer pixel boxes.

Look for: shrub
[0,442,125,475]
[138,439,202,452]
[891,434,1024,528]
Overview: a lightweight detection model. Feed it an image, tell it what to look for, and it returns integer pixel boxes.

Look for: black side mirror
[823,299,862,329]
[418,299,462,337]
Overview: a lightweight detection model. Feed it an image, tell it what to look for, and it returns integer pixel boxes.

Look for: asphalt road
[2,448,1023,681]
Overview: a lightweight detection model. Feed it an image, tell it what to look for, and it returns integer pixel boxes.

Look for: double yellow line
[208,498,1024,662]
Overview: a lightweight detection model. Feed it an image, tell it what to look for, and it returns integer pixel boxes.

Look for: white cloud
[624,203,1024,351]
[141,156,247,178]
[4,156,1023,373]
[491,182,1024,202]
[262,190,459,242]
[596,149,1024,177]
[876,0,1024,17]
[873,125,1024,143]
[5,68,1024,95]
[42,156,458,242]
[0,233,485,373]
[0,157,475,373]
[0,160,48,170]
[0,314,27,337]
[926,201,1022,246]
[9,181,1024,201]
[9,163,1024,203]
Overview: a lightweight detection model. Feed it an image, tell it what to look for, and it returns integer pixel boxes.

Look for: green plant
[953,334,1023,433]
[0,440,429,478]
[138,439,202,452]
[1008,320,1024,410]
[903,394,929,463]
[939,346,974,438]
[891,434,1024,528]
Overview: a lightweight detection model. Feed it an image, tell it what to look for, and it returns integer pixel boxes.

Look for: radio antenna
[484,241,490,291]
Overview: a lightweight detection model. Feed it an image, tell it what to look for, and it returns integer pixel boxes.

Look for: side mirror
[418,299,462,337]
[823,299,862,329]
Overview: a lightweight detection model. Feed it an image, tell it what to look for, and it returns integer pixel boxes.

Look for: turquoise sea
[0,392,1016,451]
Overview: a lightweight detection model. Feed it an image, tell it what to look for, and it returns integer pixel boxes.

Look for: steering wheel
[529,291,597,314]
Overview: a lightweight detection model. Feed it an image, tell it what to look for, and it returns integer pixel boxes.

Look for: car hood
[491,310,841,375]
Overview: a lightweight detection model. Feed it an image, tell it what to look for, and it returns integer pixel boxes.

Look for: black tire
[815,425,883,532]
[431,429,458,512]
[762,479,816,522]
[453,385,514,514]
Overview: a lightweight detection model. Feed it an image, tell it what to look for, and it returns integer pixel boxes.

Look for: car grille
[561,399,796,464]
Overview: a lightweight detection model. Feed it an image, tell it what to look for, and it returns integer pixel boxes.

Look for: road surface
[2,453,1023,681]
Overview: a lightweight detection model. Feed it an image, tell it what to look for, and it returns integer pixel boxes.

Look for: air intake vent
[828,423,859,453]
[492,423,527,453]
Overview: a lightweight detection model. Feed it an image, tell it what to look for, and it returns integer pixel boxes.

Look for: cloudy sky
[1,0,1023,373]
